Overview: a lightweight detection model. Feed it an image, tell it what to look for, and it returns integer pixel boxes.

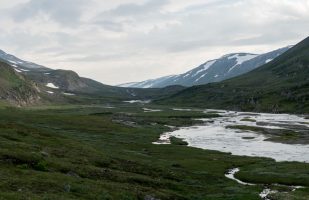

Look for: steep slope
[120,46,291,88]
[0,61,41,106]
[158,37,309,113]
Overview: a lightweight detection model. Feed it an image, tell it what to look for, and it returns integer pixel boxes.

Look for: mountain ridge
[119,46,292,88]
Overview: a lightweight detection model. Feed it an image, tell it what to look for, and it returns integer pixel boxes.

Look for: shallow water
[123,100,151,104]
[225,168,305,200]
[155,110,309,163]
[143,108,162,112]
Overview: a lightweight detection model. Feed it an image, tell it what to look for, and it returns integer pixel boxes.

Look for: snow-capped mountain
[119,46,292,88]
[118,75,177,88]
[0,49,49,72]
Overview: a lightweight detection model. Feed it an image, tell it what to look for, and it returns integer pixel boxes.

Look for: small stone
[64,184,71,192]
[40,151,49,157]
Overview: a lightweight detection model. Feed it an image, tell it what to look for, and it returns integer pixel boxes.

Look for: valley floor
[0,103,308,199]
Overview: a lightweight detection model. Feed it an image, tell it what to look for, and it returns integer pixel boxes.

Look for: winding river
[154,109,309,163]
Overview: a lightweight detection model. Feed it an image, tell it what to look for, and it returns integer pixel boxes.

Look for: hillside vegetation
[0,62,40,106]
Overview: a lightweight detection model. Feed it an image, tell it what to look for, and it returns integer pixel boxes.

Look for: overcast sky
[0,0,309,85]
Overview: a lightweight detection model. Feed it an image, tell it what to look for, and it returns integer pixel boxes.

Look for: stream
[154,109,309,163]
[225,168,305,200]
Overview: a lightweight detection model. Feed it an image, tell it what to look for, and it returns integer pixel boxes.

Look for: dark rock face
[26,69,89,92]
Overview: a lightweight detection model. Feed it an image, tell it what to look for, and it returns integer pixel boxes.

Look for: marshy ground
[0,103,308,199]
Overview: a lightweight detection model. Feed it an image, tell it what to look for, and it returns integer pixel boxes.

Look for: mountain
[118,75,176,88]
[0,50,119,95]
[0,61,41,106]
[0,49,49,71]
[119,46,292,88]
[0,50,185,106]
[157,37,309,113]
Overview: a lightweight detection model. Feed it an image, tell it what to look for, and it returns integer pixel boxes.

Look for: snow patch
[46,83,59,89]
[8,60,18,64]
[142,83,154,88]
[183,73,190,78]
[63,92,75,96]
[265,59,273,63]
[228,54,258,73]
[172,108,192,111]
[195,73,207,82]
[14,68,22,73]
[124,100,151,104]
[143,108,162,112]
[192,60,216,77]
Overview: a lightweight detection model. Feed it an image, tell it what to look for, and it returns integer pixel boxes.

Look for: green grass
[226,125,309,144]
[170,137,188,146]
[240,118,257,122]
[0,105,307,199]
[226,125,265,132]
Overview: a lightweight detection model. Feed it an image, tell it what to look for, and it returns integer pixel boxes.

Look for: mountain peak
[119,47,290,88]
[220,52,257,59]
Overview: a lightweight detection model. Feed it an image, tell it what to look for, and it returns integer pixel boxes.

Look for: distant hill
[157,37,309,114]
[119,46,292,88]
[0,50,185,106]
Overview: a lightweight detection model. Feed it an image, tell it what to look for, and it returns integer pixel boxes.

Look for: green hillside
[0,62,40,106]
[158,37,309,113]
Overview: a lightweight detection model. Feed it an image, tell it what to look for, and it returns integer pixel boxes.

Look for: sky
[0,0,309,85]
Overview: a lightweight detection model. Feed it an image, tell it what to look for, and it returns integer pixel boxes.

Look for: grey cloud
[179,0,243,13]
[64,52,137,62]
[125,1,309,53]
[96,20,125,32]
[12,0,88,26]
[94,0,169,32]
[1,0,309,85]
[0,30,48,53]
[105,0,169,16]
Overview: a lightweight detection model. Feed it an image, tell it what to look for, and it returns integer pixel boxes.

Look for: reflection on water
[155,109,309,163]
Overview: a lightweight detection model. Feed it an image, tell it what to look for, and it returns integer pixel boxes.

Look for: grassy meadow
[0,104,308,199]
